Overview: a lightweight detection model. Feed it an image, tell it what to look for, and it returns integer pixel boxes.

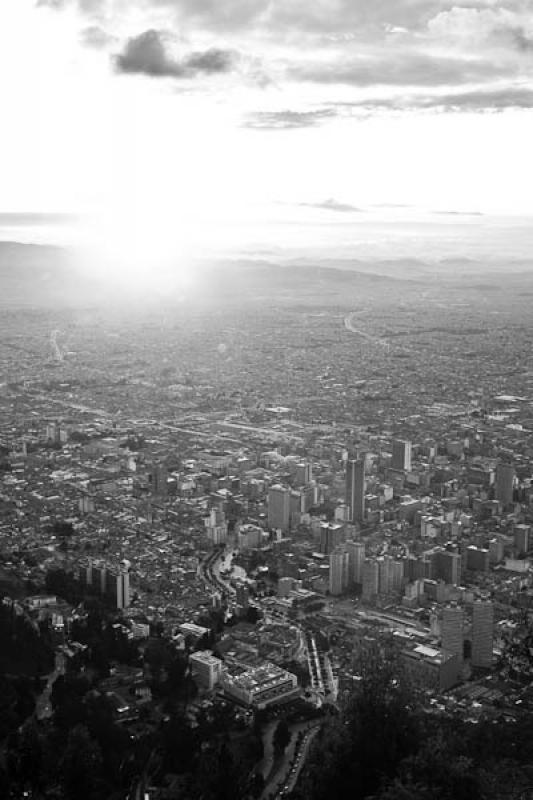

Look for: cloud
[37,0,103,11]
[114,30,237,78]
[80,25,116,48]
[428,7,533,52]
[299,199,363,213]
[144,0,449,35]
[244,109,335,129]
[290,51,515,88]
[339,86,533,112]
[433,210,484,216]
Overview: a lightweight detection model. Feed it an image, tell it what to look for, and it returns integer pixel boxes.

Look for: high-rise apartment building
[268,485,291,532]
[392,439,412,472]
[441,605,464,662]
[295,462,312,486]
[514,524,530,556]
[495,462,515,508]
[150,462,168,497]
[471,601,494,669]
[319,522,345,555]
[346,458,365,523]
[190,651,223,690]
[346,540,365,584]
[329,549,350,596]
[433,549,462,585]
[362,559,379,602]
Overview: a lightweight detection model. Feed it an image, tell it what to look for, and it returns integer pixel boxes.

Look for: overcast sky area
[1,0,533,267]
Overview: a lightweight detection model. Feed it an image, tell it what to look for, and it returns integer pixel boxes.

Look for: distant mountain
[1,241,532,308]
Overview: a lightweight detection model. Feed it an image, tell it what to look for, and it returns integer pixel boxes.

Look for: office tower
[362,559,379,602]
[190,651,222,690]
[346,540,365,584]
[495,462,514,508]
[295,462,312,486]
[329,549,350,596]
[268,485,290,532]
[441,605,464,662]
[237,524,263,550]
[489,537,504,564]
[390,559,405,593]
[433,549,462,585]
[471,601,494,668]
[289,490,304,527]
[378,555,392,595]
[151,462,168,497]
[346,458,365,523]
[320,522,345,555]
[392,439,412,472]
[116,568,130,609]
[514,524,530,555]
[465,545,489,573]
[206,508,228,545]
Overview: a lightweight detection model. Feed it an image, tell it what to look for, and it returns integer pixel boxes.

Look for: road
[35,650,65,720]
[260,721,321,800]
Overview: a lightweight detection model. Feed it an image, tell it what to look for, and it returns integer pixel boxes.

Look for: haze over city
[2,3,533,800]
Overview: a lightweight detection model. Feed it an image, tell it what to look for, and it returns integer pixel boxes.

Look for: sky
[1,0,533,269]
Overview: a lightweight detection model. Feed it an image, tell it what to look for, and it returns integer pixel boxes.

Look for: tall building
[329,549,350,596]
[378,555,393,595]
[471,601,494,669]
[319,522,345,555]
[441,605,464,662]
[362,559,379,602]
[495,462,515,508]
[346,458,365,523]
[295,462,312,486]
[433,549,462,585]
[151,462,168,497]
[268,485,290,532]
[346,540,365,584]
[190,651,223,690]
[514,524,530,556]
[392,439,412,472]
[206,507,228,545]
[85,562,130,609]
[465,546,489,573]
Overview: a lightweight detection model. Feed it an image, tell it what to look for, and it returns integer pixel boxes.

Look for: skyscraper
[362,559,379,602]
[471,601,494,668]
[441,605,464,662]
[433,549,462,585]
[329,549,349,596]
[346,458,365,523]
[495,462,514,508]
[268,485,290,532]
[320,522,345,555]
[346,540,365,584]
[151,462,168,497]
[392,439,412,472]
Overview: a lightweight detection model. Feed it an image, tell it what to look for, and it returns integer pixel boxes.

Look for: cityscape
[3,0,533,798]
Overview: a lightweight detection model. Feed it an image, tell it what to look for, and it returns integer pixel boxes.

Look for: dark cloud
[506,26,533,52]
[114,30,237,78]
[299,199,363,213]
[244,109,335,129]
[80,25,116,48]
[290,52,514,88]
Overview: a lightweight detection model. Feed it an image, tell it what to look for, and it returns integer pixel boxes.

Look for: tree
[61,724,104,800]
[273,718,291,756]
